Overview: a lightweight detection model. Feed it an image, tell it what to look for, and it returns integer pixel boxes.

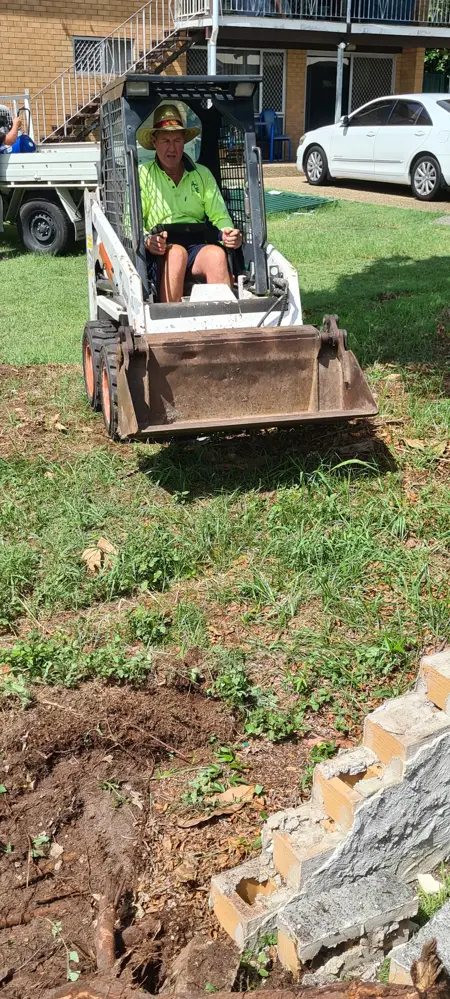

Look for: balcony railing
[177,0,450,26]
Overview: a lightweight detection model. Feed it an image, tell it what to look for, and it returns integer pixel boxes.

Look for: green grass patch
[0,202,449,747]
[417,866,450,925]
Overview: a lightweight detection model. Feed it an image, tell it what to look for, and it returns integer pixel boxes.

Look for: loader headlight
[298,134,306,146]
[126,81,150,97]
[234,82,256,97]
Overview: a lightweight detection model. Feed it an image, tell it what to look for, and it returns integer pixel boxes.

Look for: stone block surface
[272,806,344,888]
[210,856,295,951]
[419,648,450,713]
[308,726,450,890]
[261,801,327,856]
[364,691,450,765]
[389,899,450,985]
[277,874,417,965]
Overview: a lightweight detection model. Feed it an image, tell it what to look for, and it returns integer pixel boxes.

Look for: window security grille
[350,56,394,111]
[73,37,134,76]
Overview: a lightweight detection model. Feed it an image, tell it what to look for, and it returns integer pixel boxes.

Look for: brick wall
[395,48,426,94]
[284,48,306,160]
[0,1,150,97]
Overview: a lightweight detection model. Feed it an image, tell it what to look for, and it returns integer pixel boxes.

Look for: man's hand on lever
[222,228,242,250]
[146,231,168,255]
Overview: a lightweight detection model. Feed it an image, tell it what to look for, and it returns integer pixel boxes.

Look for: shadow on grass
[305,254,450,369]
[139,420,395,498]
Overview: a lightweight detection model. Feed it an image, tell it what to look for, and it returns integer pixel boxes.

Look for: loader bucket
[116,317,377,440]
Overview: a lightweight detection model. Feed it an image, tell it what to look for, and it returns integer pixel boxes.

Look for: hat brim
[137,125,200,150]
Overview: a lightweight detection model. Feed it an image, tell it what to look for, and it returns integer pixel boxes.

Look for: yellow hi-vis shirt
[139,155,233,234]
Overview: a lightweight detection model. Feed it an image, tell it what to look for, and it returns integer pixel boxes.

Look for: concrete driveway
[263,167,450,213]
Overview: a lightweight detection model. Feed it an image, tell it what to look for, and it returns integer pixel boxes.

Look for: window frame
[347,98,396,127]
[387,99,433,127]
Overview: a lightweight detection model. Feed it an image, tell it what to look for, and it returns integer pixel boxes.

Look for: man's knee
[196,244,229,278]
[165,243,188,268]
[206,245,227,267]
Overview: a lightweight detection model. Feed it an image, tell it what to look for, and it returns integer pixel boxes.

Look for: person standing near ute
[0,113,22,233]
[0,114,22,152]
[138,104,242,303]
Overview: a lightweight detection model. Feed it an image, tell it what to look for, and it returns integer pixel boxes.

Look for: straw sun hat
[137,103,200,150]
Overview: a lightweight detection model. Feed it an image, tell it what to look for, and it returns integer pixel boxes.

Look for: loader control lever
[145,222,221,245]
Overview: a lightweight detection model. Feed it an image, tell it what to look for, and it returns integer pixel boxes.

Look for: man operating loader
[138,104,242,303]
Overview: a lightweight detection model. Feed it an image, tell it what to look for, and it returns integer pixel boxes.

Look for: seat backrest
[261,108,276,129]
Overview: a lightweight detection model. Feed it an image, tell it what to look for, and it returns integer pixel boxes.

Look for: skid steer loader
[82,73,377,439]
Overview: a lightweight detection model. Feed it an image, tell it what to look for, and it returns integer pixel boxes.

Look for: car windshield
[437,100,450,114]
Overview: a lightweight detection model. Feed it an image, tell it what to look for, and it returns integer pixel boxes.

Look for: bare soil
[0,682,308,998]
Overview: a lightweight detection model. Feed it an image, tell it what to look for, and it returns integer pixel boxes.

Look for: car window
[389,100,432,126]
[349,101,395,127]
[437,100,450,114]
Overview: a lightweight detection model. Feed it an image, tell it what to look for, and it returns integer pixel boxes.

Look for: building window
[73,36,134,75]
[187,47,285,119]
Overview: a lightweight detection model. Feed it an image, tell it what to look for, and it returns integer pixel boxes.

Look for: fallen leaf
[49,842,64,860]
[82,537,118,574]
[128,788,144,811]
[97,537,118,556]
[174,858,197,883]
[177,791,256,829]
[204,784,255,806]
[404,438,447,456]
[82,547,103,575]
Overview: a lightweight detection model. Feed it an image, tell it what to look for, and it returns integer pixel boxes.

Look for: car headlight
[298,135,306,146]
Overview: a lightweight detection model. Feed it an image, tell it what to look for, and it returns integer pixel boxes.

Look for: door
[306,61,350,131]
[373,100,433,180]
[330,99,395,178]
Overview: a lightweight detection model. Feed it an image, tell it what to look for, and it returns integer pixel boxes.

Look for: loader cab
[99,74,269,304]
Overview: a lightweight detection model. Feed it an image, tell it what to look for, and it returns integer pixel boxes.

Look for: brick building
[1,0,449,156]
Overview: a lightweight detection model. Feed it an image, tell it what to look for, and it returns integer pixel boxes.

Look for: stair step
[419,648,450,712]
[364,690,450,765]
[312,745,402,831]
[277,874,418,976]
[272,802,344,888]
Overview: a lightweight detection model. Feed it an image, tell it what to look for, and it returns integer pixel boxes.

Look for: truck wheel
[82,320,117,411]
[100,343,119,440]
[18,198,72,255]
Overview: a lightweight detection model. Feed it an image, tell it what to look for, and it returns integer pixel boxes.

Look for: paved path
[264,171,450,213]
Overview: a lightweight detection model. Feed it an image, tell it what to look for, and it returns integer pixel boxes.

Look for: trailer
[0,141,100,254]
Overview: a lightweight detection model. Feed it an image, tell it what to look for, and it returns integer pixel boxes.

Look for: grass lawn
[0,198,450,737]
[1,199,450,994]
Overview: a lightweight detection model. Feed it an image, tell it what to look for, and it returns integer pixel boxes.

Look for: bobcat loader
[83,73,377,439]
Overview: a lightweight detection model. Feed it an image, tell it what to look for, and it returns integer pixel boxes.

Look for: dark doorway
[305,60,350,131]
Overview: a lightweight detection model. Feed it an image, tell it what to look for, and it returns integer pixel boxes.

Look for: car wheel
[305,145,329,186]
[411,155,441,201]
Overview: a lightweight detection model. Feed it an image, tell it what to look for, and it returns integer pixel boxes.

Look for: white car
[297,94,450,201]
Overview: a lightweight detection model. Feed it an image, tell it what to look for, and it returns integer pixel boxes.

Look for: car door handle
[366,131,376,136]
[414,130,425,136]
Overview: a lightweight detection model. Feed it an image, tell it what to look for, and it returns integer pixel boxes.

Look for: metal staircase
[29,0,201,143]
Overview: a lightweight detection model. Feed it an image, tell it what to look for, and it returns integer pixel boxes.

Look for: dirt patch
[0,681,314,997]
[0,365,123,461]
[0,682,242,997]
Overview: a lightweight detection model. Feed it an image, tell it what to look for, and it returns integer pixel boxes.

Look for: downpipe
[207,0,219,74]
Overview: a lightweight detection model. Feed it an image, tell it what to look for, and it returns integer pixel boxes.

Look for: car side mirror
[340,115,349,127]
